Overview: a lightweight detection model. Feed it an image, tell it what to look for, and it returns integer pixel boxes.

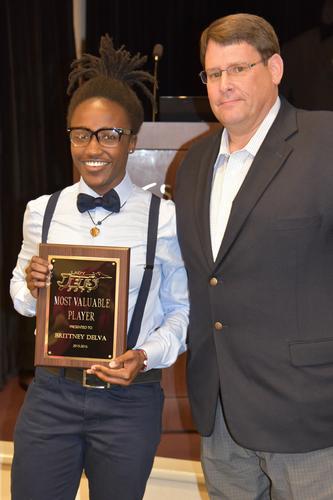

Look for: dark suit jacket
[175,98,333,453]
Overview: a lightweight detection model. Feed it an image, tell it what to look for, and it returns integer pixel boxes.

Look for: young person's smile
[70,97,137,194]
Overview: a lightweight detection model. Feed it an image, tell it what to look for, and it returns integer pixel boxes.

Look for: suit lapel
[213,100,298,270]
[194,131,222,268]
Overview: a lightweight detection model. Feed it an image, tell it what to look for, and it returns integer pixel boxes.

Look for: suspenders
[127,194,160,348]
[42,190,161,349]
[42,190,62,244]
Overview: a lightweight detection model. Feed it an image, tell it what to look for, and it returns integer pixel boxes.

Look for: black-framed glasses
[199,60,265,84]
[67,127,133,148]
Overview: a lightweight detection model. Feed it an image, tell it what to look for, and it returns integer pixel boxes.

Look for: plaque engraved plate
[35,243,130,368]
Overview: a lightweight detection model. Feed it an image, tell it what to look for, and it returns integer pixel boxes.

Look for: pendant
[90,226,100,237]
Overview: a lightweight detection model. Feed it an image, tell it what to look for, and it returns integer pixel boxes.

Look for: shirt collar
[79,172,135,207]
[218,96,281,158]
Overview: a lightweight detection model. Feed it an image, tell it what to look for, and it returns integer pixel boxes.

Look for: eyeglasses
[199,60,265,84]
[67,127,133,148]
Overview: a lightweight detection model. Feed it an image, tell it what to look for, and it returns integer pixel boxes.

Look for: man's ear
[268,53,284,85]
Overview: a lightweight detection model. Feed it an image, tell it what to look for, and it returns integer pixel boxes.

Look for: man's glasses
[199,60,265,84]
[67,127,133,148]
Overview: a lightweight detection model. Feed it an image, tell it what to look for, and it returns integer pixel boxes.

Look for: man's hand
[25,256,52,298]
[87,349,147,386]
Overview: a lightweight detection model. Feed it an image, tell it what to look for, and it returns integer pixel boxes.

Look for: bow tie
[77,190,121,213]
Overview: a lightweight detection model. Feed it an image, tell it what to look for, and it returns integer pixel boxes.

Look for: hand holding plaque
[35,243,130,368]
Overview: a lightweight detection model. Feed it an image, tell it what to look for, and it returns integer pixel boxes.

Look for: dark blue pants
[11,367,164,500]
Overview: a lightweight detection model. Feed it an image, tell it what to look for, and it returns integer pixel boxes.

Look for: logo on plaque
[56,269,113,293]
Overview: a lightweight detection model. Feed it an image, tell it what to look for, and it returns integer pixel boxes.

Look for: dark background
[85,0,324,98]
[1,0,332,386]
[85,0,333,118]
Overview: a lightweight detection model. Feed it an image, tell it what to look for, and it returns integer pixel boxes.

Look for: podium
[127,121,220,200]
[128,122,220,459]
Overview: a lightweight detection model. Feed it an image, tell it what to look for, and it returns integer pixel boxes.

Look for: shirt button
[214,321,224,330]
[209,277,218,286]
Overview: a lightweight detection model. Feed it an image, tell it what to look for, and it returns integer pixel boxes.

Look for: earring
[129,149,134,154]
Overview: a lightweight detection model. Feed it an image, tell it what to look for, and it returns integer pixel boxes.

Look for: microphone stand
[152,55,159,122]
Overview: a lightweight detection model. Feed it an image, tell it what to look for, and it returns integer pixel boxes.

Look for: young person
[10,35,189,500]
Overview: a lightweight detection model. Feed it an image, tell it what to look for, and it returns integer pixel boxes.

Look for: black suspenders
[127,194,160,348]
[42,190,62,244]
[42,190,161,349]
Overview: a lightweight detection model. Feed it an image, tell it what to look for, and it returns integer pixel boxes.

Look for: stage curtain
[0,0,75,388]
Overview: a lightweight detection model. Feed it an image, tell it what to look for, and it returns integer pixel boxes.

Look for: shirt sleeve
[135,200,189,369]
[10,196,48,317]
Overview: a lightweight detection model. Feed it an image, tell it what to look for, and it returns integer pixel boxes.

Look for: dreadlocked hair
[67,34,154,134]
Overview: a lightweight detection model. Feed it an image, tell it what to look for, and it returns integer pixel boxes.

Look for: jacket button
[209,277,218,286]
[214,321,223,330]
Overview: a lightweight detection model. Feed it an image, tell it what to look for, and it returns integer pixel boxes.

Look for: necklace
[87,200,126,237]
[87,211,114,237]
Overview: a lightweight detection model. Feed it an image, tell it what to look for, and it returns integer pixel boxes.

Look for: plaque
[35,243,130,368]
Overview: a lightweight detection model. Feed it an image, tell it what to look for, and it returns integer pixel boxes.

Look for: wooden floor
[0,375,200,461]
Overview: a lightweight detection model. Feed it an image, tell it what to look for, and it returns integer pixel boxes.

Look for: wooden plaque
[35,243,130,368]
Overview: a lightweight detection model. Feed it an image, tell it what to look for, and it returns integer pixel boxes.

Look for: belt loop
[59,367,66,377]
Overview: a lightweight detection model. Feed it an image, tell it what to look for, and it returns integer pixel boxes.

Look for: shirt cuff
[13,287,37,317]
[135,340,163,371]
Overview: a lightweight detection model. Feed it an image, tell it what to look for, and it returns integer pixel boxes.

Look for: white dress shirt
[10,173,189,370]
[210,97,281,260]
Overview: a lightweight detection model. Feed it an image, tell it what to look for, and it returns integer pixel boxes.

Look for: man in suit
[175,12,333,499]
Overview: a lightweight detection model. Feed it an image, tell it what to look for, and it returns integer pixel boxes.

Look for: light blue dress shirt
[10,173,189,370]
[210,97,281,259]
